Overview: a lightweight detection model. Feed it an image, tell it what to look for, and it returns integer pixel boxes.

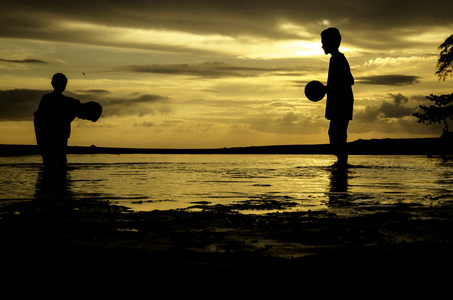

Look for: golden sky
[0,0,452,148]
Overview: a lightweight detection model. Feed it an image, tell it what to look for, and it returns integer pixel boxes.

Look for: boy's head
[51,73,67,93]
[321,27,341,54]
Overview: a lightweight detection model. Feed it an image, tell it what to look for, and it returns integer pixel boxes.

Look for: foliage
[436,35,453,81]
[414,35,453,135]
[413,94,453,133]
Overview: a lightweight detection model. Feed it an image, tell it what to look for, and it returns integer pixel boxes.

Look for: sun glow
[60,21,236,53]
[59,20,329,59]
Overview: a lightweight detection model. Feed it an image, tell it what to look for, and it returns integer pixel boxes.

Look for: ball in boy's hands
[304,81,326,102]
[78,101,102,122]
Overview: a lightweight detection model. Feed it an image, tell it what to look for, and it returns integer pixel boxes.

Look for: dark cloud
[0,89,171,121]
[134,121,155,127]
[125,61,286,78]
[380,101,413,118]
[102,94,172,117]
[355,93,414,122]
[355,105,380,122]
[181,98,272,109]
[0,58,47,64]
[357,75,420,86]
[388,93,408,106]
[66,91,171,117]
[109,94,169,105]
[410,94,430,103]
[350,116,443,135]
[351,93,436,135]
[1,0,452,53]
[76,89,110,95]
[292,80,308,87]
[379,93,414,118]
[0,89,46,121]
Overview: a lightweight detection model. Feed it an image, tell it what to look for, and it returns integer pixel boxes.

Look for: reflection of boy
[321,27,354,167]
[34,73,82,168]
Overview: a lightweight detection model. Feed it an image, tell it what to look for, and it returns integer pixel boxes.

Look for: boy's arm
[327,55,353,91]
[345,57,354,86]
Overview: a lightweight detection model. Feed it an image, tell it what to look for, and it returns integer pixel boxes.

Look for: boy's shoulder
[330,52,349,66]
[331,52,346,60]
[45,92,79,101]
[62,94,81,103]
[40,93,81,109]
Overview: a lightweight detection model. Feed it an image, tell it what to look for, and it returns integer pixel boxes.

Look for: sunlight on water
[0,154,452,215]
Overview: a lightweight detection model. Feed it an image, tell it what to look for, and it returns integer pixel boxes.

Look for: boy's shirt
[34,92,81,141]
[326,52,354,120]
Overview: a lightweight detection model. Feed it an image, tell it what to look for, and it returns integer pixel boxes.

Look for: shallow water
[1,154,452,214]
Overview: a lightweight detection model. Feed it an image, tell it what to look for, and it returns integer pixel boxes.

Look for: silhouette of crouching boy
[34,73,86,168]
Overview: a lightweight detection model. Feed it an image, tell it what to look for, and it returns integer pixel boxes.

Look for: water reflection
[327,166,350,205]
[436,159,453,185]
[34,167,73,201]
[5,154,449,213]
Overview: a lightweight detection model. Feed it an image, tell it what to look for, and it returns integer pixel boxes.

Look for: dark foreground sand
[1,195,453,297]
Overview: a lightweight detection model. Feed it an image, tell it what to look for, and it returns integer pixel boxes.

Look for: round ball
[304,80,326,102]
[78,101,102,122]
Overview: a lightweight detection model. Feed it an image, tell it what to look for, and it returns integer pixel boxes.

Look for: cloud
[380,103,413,119]
[125,61,286,78]
[388,93,408,106]
[354,93,414,122]
[65,91,172,117]
[350,116,444,135]
[0,58,47,64]
[103,94,172,117]
[182,98,266,108]
[0,89,46,121]
[1,0,452,55]
[75,89,110,95]
[356,75,420,86]
[361,56,434,68]
[134,121,155,127]
[0,89,172,121]
[109,94,169,105]
[354,105,380,122]
[350,93,443,135]
[277,111,299,125]
[247,111,325,135]
[381,93,414,118]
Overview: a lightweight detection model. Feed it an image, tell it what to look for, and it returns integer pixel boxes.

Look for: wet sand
[1,196,453,297]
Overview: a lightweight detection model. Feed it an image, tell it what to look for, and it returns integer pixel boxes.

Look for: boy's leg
[328,119,349,166]
[54,138,68,167]
[40,138,68,168]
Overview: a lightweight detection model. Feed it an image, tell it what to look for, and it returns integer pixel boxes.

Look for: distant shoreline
[0,137,451,156]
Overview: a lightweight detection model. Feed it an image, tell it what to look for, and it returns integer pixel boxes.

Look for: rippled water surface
[1,154,452,214]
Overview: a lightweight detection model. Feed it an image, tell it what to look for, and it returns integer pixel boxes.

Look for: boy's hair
[51,73,68,90]
[321,27,341,48]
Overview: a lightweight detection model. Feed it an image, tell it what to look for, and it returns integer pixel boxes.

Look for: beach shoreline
[1,195,453,297]
[1,137,451,156]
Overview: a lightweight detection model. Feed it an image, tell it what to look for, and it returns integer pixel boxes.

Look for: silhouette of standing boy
[321,28,354,167]
[34,73,82,168]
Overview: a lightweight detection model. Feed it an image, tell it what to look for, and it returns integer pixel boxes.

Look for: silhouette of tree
[413,94,453,133]
[436,35,453,81]
[413,35,453,137]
